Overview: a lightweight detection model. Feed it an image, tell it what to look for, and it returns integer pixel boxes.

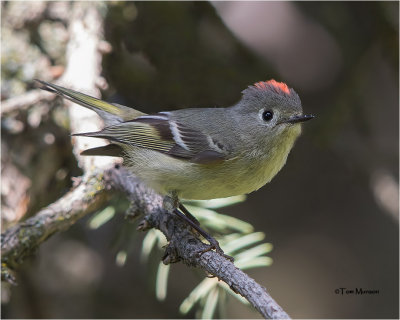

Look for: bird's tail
[35,79,146,126]
[35,79,145,157]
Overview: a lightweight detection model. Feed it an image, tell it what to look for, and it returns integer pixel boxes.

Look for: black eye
[262,110,274,122]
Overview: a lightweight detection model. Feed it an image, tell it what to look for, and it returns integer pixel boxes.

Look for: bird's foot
[172,207,234,261]
[197,237,234,262]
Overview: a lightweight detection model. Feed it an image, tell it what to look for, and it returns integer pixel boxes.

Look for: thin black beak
[283,114,315,124]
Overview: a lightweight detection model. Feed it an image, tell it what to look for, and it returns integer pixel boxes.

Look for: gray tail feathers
[71,131,124,157]
[35,79,146,126]
[80,144,124,157]
[72,130,119,142]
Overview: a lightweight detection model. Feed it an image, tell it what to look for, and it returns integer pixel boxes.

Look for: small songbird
[36,79,314,259]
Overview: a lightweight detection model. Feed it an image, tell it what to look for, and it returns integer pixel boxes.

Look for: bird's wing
[74,113,227,165]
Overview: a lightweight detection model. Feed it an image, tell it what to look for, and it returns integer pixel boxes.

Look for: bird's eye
[262,110,274,122]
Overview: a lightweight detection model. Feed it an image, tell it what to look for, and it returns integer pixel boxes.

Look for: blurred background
[1,1,398,318]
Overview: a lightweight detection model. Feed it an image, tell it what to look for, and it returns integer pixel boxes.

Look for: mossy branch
[1,171,110,268]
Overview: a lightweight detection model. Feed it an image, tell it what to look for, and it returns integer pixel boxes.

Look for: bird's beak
[279,114,315,125]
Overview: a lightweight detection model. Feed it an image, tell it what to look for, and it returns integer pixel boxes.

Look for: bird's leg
[163,194,199,225]
[173,208,234,262]
[179,203,200,226]
[163,194,234,261]
[162,193,179,212]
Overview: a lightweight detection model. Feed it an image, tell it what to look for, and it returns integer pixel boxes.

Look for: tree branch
[0,90,53,116]
[1,171,110,268]
[60,2,113,171]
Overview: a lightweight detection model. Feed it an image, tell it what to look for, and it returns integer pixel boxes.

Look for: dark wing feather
[190,150,226,164]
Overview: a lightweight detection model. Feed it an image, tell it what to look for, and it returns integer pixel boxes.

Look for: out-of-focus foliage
[103,1,274,110]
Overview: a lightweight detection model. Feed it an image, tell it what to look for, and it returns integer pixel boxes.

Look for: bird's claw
[196,240,234,262]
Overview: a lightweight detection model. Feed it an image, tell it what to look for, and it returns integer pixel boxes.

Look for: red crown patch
[254,79,291,96]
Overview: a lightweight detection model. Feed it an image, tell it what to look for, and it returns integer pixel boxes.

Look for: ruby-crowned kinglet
[37,79,313,258]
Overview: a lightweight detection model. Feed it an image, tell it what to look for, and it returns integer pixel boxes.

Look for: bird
[36,79,314,260]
